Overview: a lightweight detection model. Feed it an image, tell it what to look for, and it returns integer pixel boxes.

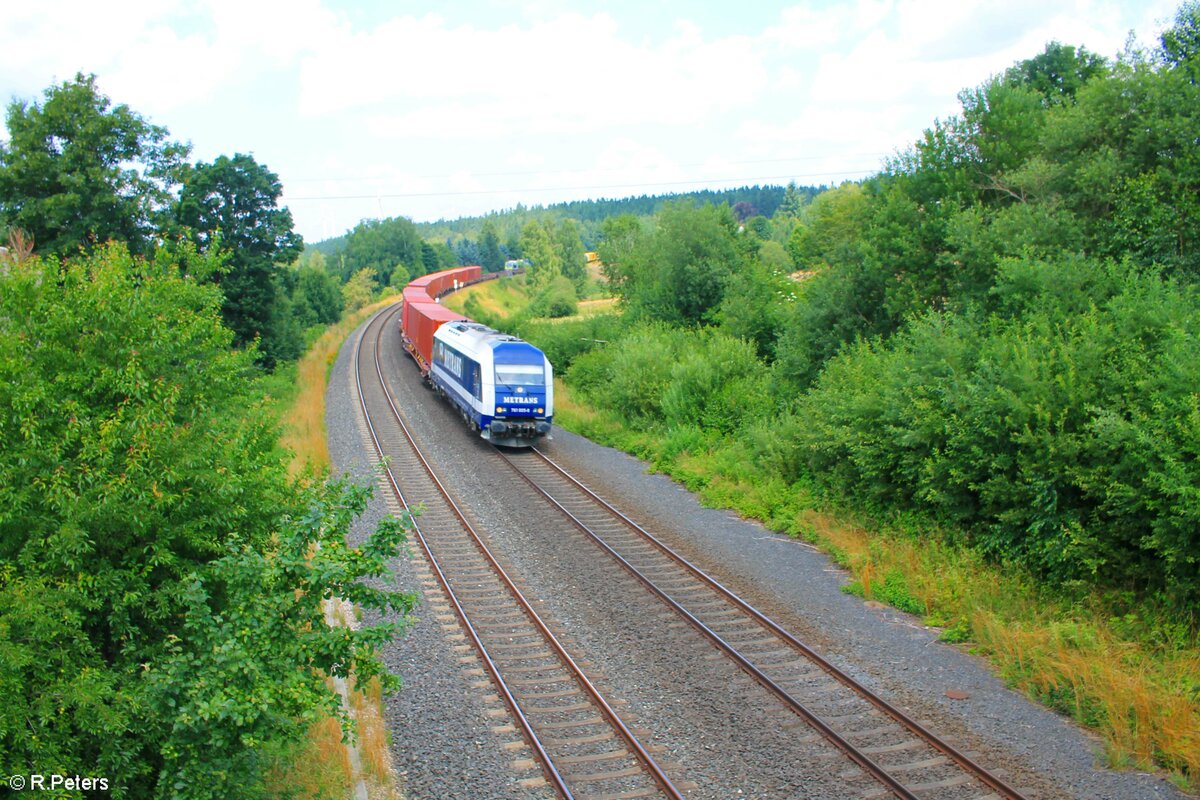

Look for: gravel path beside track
[327,307,1187,800]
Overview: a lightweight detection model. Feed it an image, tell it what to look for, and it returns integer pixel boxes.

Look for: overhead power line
[283,152,892,184]
[284,168,880,202]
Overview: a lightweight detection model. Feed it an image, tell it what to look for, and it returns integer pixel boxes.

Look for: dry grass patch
[574,297,619,314]
[974,613,1200,782]
[796,510,1199,789]
[281,295,401,477]
[351,676,398,794]
[273,295,406,799]
[442,275,528,319]
[267,713,353,800]
[550,379,631,444]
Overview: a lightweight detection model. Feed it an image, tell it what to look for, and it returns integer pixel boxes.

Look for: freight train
[399,266,553,447]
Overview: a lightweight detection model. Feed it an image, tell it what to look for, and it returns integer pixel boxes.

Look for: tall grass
[270,295,406,799]
[265,715,354,800]
[350,676,397,794]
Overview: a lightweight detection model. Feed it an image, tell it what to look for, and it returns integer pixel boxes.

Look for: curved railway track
[356,300,1036,799]
[355,303,684,800]
[494,447,1031,800]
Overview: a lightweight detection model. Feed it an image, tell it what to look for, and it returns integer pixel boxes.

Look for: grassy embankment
[261,295,405,799]
[442,270,617,321]
[450,276,1199,792]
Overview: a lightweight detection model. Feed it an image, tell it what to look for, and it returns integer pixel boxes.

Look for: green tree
[504,228,523,259]
[0,73,189,257]
[555,218,588,292]
[776,181,806,217]
[619,202,743,326]
[519,219,562,289]
[479,221,504,272]
[597,214,644,291]
[343,217,422,285]
[1162,1,1200,81]
[176,154,303,369]
[293,263,344,327]
[786,183,869,269]
[143,479,413,798]
[719,257,792,360]
[420,241,438,272]
[389,263,412,293]
[1003,41,1108,104]
[1040,50,1200,276]
[431,240,459,269]
[342,267,378,312]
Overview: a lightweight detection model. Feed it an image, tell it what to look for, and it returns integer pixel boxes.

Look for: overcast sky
[0,0,1181,243]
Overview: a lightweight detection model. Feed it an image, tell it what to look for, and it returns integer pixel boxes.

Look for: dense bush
[567,323,686,421]
[790,257,1200,603]
[566,324,770,435]
[0,245,411,798]
[514,314,625,374]
[530,274,579,318]
[660,333,770,434]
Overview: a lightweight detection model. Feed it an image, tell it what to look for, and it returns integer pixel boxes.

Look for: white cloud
[297,12,768,134]
[1,0,1188,239]
[737,0,1181,177]
[0,0,346,117]
[0,2,183,98]
[766,0,893,49]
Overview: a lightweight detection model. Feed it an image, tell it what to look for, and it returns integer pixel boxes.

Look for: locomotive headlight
[537,407,544,414]
[496,406,505,414]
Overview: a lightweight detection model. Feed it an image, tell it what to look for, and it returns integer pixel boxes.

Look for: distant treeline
[306,183,821,291]
[422,183,806,231]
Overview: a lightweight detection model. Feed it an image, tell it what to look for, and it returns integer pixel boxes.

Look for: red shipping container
[398,267,483,373]
[406,302,464,372]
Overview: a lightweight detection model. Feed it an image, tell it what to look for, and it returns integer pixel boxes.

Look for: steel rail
[509,447,1029,800]
[497,450,918,800]
[354,304,572,798]
[357,304,685,800]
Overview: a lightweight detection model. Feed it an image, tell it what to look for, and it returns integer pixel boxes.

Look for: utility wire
[284,168,879,201]
[284,152,891,184]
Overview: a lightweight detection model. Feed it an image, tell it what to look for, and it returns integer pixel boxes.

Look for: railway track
[356,300,1037,799]
[355,304,684,800]
[494,447,1031,800]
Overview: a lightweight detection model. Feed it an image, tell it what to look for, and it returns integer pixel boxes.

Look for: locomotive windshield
[495,363,545,387]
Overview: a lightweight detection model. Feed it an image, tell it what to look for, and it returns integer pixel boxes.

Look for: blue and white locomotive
[430,321,553,447]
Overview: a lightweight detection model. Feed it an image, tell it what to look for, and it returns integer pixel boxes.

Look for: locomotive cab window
[495,363,544,387]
